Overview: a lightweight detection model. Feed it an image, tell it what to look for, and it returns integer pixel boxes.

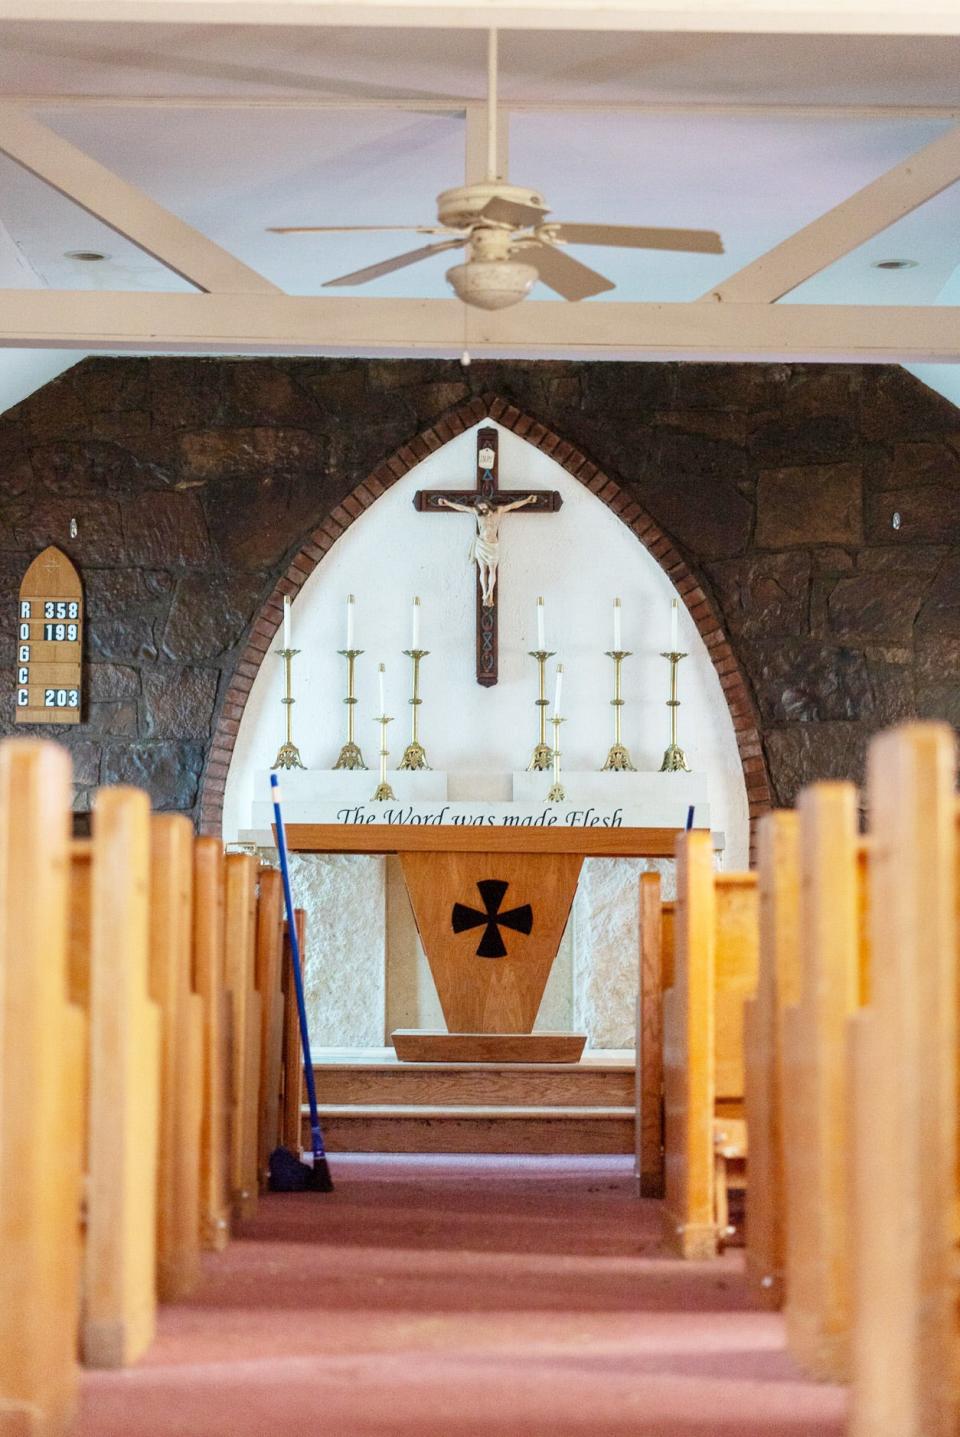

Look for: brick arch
[199,394,773,849]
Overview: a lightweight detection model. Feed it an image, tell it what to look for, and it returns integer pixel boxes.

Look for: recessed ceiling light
[64,250,109,262]
[871,258,918,270]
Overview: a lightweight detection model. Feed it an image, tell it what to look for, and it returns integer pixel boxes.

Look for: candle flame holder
[271,647,306,771]
[527,649,556,770]
[334,648,367,770]
[660,650,691,772]
[399,648,430,770]
[372,715,396,801]
[601,650,636,772]
[547,714,566,803]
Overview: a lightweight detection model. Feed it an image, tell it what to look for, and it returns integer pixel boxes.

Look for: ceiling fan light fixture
[446,258,537,311]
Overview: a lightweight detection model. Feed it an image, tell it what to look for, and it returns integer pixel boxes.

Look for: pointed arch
[199,394,772,850]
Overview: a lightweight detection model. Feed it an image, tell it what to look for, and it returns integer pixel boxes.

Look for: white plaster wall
[224,420,749,1048]
[287,852,386,1046]
[224,420,748,860]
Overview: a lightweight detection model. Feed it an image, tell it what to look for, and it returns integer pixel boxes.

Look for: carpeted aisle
[75,1155,846,1437]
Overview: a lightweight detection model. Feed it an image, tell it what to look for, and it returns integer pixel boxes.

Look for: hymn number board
[15,546,83,725]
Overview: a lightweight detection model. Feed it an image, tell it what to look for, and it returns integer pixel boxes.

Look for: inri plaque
[15,545,83,725]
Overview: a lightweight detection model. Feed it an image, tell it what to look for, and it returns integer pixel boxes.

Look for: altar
[241,767,723,1062]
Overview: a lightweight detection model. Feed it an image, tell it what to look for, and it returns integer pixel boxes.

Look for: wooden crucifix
[414,428,562,686]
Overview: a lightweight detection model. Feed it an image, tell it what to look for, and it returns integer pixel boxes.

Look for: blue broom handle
[269,773,326,1159]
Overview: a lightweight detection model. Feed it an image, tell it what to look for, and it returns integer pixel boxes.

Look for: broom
[267,771,333,1193]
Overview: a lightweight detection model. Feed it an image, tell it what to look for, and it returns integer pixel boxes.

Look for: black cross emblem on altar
[414,427,562,686]
[451,879,534,959]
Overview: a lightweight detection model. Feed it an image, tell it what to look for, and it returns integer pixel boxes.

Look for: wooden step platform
[309,1048,635,1156]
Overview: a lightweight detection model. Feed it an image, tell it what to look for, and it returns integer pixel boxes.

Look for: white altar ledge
[239,768,720,850]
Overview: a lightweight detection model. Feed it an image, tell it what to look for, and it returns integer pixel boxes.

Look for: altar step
[307,1048,636,1155]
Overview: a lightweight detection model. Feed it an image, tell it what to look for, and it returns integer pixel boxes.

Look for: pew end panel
[149,814,204,1304]
[636,871,664,1199]
[82,786,161,1371]
[193,837,231,1252]
[280,910,307,1154]
[0,741,85,1435]
[255,866,286,1186]
[848,726,958,1437]
[661,832,718,1259]
[744,810,800,1309]
[783,782,862,1383]
[225,853,261,1224]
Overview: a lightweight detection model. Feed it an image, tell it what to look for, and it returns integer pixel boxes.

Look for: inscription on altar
[15,546,83,725]
[335,803,625,827]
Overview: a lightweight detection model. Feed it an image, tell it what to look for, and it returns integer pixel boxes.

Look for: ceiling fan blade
[525,241,615,302]
[552,223,724,255]
[479,196,550,228]
[269,225,450,235]
[322,239,465,288]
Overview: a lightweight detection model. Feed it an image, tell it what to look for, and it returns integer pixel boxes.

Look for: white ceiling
[1,20,959,406]
[1,23,960,103]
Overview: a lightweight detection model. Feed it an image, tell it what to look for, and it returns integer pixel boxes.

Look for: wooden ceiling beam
[1,289,959,362]
[702,124,960,304]
[0,109,281,294]
[5,97,959,123]
[1,1,959,35]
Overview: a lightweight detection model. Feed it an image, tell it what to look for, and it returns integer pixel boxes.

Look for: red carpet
[76,1155,846,1436]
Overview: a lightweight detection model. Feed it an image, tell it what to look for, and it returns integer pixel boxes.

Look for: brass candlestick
[399,649,430,770]
[601,650,636,772]
[547,714,566,803]
[372,714,396,801]
[660,651,691,772]
[334,648,366,770]
[271,647,305,771]
[527,649,556,770]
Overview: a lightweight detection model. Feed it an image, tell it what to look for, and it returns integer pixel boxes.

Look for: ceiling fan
[269,32,724,312]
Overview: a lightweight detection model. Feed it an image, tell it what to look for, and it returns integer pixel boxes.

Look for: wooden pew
[82,786,162,1368]
[780,784,867,1380]
[67,839,93,1162]
[661,831,758,1257]
[848,723,957,1437]
[635,873,674,1198]
[743,810,800,1307]
[224,852,261,1221]
[0,740,86,1436]
[193,836,231,1250]
[280,908,307,1154]
[255,867,286,1183]
[149,814,204,1302]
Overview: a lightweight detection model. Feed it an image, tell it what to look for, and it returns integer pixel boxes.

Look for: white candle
[412,596,421,649]
[346,594,355,650]
[553,663,563,716]
[283,594,291,650]
[613,597,622,651]
[670,598,679,652]
[537,596,545,650]
[378,662,386,715]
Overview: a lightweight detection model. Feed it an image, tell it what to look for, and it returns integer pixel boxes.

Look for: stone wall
[1,357,956,818]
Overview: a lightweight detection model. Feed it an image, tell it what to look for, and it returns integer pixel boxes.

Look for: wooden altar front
[283,823,690,1064]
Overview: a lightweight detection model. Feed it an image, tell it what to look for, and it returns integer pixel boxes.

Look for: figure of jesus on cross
[415,427,562,686]
[437,490,538,608]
